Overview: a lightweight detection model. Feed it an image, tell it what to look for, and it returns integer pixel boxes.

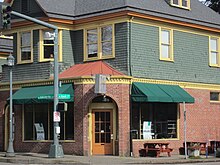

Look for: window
[170,0,190,9]
[39,29,62,62]
[209,37,219,67]
[84,24,114,61]
[210,92,220,101]
[131,103,178,140]
[23,103,74,141]
[21,0,30,13]
[17,31,33,63]
[160,28,173,61]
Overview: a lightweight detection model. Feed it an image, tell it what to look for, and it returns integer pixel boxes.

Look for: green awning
[131,82,194,103]
[11,84,74,104]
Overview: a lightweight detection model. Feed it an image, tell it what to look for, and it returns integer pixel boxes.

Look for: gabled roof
[34,0,220,29]
[59,61,125,79]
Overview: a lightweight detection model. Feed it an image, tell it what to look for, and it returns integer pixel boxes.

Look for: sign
[34,123,45,140]
[54,111,60,122]
[38,94,70,100]
[143,121,152,140]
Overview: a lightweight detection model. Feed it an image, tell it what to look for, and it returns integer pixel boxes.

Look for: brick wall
[132,88,220,157]
[74,83,130,156]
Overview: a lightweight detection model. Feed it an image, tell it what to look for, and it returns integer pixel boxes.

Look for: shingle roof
[35,0,220,29]
[59,61,124,79]
[0,37,13,53]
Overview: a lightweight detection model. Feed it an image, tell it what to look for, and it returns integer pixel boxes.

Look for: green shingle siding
[62,30,74,65]
[106,23,129,75]
[72,30,84,64]
[33,30,39,63]
[130,22,220,84]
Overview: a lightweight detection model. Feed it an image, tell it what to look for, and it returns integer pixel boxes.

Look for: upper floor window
[39,29,62,62]
[160,28,173,61]
[209,37,219,67]
[84,24,115,61]
[170,0,190,9]
[17,31,33,63]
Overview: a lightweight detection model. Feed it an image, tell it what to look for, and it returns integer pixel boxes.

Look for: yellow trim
[170,0,191,10]
[209,36,220,67]
[84,24,115,62]
[159,27,174,62]
[0,35,13,39]
[89,102,117,155]
[39,29,63,62]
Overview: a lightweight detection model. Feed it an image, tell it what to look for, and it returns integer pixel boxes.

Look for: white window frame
[160,28,173,62]
[170,0,190,9]
[17,30,33,64]
[209,37,220,67]
[39,29,62,62]
[84,24,115,61]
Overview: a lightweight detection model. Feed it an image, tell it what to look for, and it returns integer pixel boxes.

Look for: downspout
[129,16,134,156]
[129,16,134,76]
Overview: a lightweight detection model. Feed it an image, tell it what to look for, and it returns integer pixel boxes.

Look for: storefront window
[23,103,74,141]
[131,102,178,140]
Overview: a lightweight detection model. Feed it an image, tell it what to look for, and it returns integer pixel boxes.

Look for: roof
[59,61,125,79]
[0,37,13,54]
[34,0,220,29]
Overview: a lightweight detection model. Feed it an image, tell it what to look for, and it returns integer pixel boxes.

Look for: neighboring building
[0,0,220,157]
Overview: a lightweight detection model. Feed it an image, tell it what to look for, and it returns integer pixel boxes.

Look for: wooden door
[92,110,113,155]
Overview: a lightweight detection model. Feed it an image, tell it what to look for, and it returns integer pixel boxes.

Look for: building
[0,0,220,157]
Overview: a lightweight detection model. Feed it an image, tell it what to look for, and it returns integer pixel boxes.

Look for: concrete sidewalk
[0,152,220,164]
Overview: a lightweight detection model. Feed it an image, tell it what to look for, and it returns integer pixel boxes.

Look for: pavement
[0,152,220,164]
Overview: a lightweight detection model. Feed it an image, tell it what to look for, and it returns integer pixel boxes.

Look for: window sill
[17,61,33,64]
[210,101,220,104]
[23,140,75,142]
[132,138,179,141]
[84,56,115,62]
[159,58,174,62]
[209,64,220,68]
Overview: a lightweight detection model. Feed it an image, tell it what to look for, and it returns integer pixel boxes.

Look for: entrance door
[92,110,113,155]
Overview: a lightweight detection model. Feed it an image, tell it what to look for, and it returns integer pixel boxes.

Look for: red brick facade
[0,85,220,157]
[132,88,220,157]
[0,82,130,156]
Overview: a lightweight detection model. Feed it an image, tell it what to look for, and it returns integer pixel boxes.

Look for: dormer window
[170,0,190,9]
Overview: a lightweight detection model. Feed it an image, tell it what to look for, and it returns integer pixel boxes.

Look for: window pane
[161,30,170,44]
[21,32,31,47]
[210,92,219,101]
[173,0,179,5]
[43,31,55,40]
[102,25,112,41]
[87,44,98,58]
[211,52,218,65]
[21,49,31,60]
[34,104,48,140]
[161,45,169,58]
[44,45,54,58]
[211,39,217,51]
[182,0,187,7]
[87,33,98,43]
[65,103,74,140]
[24,105,34,140]
[102,42,112,56]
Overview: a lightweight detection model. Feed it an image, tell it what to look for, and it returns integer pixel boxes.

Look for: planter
[188,147,200,157]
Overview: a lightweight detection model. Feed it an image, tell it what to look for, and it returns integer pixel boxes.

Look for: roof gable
[59,61,124,79]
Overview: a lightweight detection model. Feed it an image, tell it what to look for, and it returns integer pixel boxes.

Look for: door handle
[101,144,105,145]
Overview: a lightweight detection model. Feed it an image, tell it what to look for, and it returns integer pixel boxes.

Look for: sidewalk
[0,152,220,164]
